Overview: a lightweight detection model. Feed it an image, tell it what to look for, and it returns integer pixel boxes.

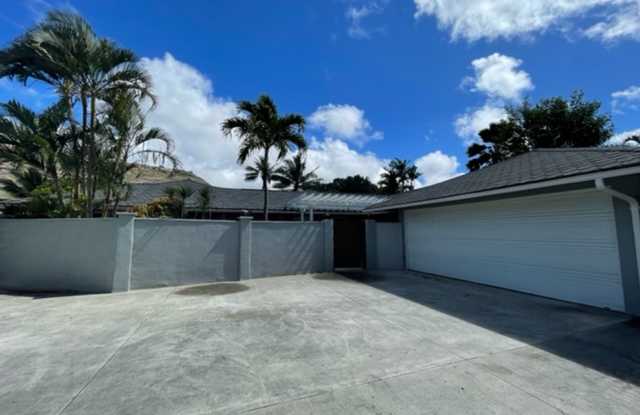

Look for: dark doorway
[333,218,366,269]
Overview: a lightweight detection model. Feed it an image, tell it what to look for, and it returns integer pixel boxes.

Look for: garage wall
[365,221,404,270]
[404,189,625,311]
[0,216,134,293]
[131,219,240,289]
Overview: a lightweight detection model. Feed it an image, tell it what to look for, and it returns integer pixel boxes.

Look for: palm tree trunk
[86,94,97,218]
[80,92,89,216]
[50,164,65,211]
[263,148,269,221]
[65,92,80,206]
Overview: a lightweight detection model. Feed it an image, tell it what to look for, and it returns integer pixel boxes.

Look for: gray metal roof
[287,192,388,212]
[121,180,385,213]
[367,147,640,211]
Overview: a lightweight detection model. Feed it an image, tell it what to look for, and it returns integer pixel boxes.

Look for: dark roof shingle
[121,179,302,211]
[368,148,640,211]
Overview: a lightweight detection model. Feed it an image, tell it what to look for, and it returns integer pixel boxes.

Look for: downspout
[595,178,640,289]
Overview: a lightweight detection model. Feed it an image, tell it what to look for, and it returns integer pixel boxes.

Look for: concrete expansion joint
[55,287,177,415]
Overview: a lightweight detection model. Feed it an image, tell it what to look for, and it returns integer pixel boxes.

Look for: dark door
[333,218,366,269]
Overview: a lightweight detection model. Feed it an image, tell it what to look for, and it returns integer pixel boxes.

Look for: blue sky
[1,0,639,188]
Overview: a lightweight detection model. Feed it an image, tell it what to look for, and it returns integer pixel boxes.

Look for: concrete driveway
[1,271,639,414]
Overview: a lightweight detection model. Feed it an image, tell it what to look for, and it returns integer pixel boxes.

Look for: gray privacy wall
[0,216,333,293]
[131,219,240,289]
[0,215,134,293]
[365,220,404,270]
[250,221,326,278]
[132,218,332,288]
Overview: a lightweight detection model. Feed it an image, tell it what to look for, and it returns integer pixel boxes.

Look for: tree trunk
[66,93,80,207]
[86,95,97,218]
[50,164,65,212]
[80,92,89,216]
[263,148,269,221]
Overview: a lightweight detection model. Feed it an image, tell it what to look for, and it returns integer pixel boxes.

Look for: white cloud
[308,104,383,146]
[141,53,461,192]
[415,151,462,187]
[612,85,640,113]
[139,53,398,189]
[305,137,387,183]
[584,3,640,41]
[141,53,247,188]
[607,128,640,144]
[464,53,533,101]
[345,1,386,39]
[454,53,531,144]
[413,0,640,42]
[454,104,508,144]
[305,139,462,188]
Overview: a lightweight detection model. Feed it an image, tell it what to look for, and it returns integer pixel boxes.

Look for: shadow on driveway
[338,270,640,387]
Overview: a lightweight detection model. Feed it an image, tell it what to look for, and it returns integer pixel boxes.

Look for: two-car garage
[367,148,640,315]
[404,189,626,311]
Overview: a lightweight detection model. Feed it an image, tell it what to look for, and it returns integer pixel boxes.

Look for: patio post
[364,219,377,270]
[322,219,334,272]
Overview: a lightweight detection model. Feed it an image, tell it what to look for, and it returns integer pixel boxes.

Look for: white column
[238,216,253,280]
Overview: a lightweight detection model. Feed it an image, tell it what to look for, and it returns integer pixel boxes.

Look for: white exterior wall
[404,189,625,311]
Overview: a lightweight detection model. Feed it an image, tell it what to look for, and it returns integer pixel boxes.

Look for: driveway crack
[55,288,177,415]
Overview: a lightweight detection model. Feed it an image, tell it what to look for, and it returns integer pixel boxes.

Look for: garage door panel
[416,239,620,275]
[405,190,625,311]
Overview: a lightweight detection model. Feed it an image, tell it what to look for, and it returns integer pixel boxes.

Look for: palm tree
[164,185,194,218]
[379,159,421,194]
[101,92,177,215]
[244,156,276,190]
[197,186,212,219]
[0,10,155,217]
[272,152,318,191]
[222,95,306,220]
[378,168,399,194]
[0,99,70,209]
[0,166,47,199]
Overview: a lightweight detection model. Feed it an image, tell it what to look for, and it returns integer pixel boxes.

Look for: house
[120,180,396,269]
[121,179,393,221]
[366,148,640,315]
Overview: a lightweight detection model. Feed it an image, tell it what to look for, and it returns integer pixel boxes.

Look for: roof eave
[366,164,640,212]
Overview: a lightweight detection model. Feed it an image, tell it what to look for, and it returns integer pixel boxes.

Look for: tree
[244,156,276,187]
[466,120,528,171]
[0,10,156,216]
[378,158,421,194]
[222,95,306,220]
[272,152,318,191]
[99,92,176,215]
[164,185,194,218]
[305,175,378,194]
[467,91,614,171]
[0,99,71,213]
[197,186,212,219]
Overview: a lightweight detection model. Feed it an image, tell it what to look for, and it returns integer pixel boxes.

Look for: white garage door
[404,189,625,311]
